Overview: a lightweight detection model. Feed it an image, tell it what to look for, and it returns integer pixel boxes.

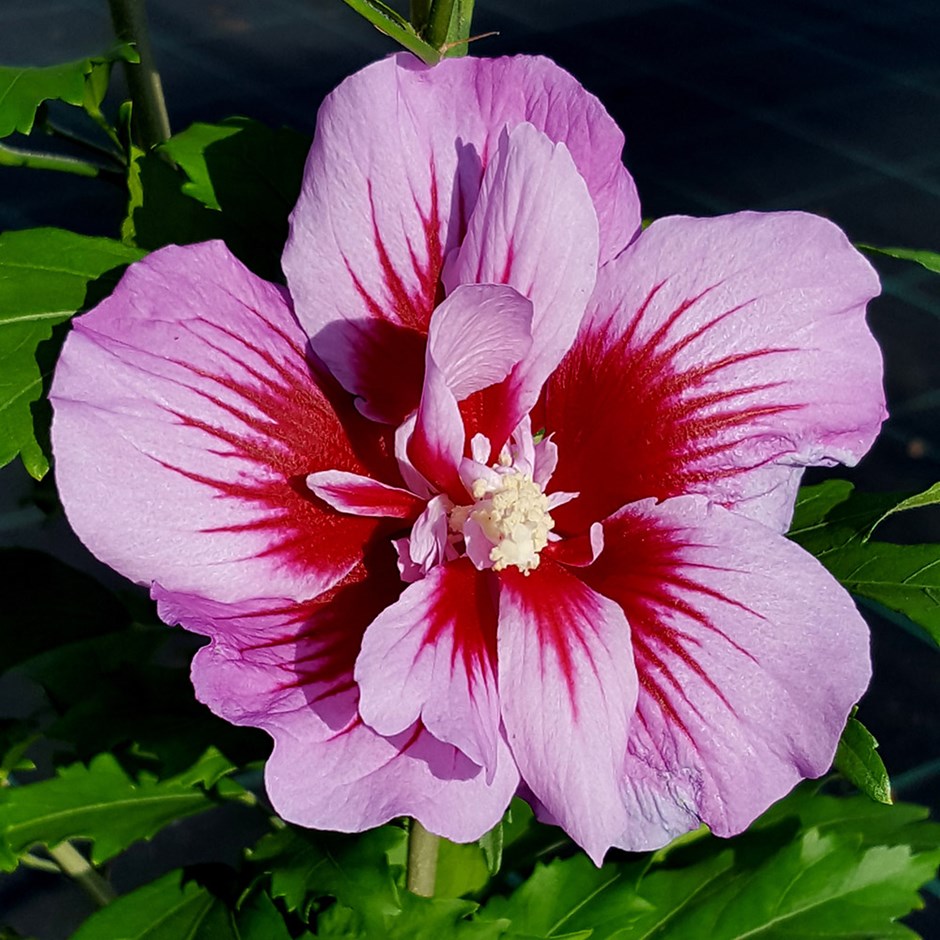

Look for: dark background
[0,0,938,935]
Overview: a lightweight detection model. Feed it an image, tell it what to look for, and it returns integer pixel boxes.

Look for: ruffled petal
[51,242,378,604]
[446,123,599,450]
[355,558,502,778]
[265,698,519,842]
[284,53,637,423]
[408,283,533,497]
[498,560,637,864]
[157,571,517,841]
[541,212,885,534]
[579,495,871,850]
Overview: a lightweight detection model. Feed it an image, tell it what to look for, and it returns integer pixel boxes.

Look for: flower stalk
[413,0,475,56]
[406,819,440,897]
[106,0,171,150]
[47,842,116,907]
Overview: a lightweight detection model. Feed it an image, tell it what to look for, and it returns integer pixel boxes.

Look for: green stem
[47,842,116,907]
[106,0,171,149]
[0,141,106,176]
[40,116,125,164]
[406,819,440,897]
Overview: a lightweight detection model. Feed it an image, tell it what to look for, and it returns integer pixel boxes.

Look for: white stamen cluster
[454,471,554,574]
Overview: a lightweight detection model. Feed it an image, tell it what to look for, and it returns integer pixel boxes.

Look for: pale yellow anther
[467,471,554,574]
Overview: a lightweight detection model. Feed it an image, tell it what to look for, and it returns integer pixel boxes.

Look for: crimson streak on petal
[542,284,800,535]
[581,496,871,851]
[355,558,503,775]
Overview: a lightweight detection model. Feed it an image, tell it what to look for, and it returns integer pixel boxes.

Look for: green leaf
[122,144,225,249]
[387,894,505,939]
[0,228,144,477]
[630,830,938,939]
[479,819,505,875]
[859,244,940,274]
[14,627,168,708]
[835,717,892,804]
[233,889,296,940]
[0,748,235,871]
[340,0,443,63]
[757,784,940,854]
[0,44,137,138]
[70,870,217,940]
[0,720,38,785]
[126,117,310,281]
[789,481,940,644]
[0,549,129,674]
[437,838,491,897]
[481,853,650,939]
[249,825,403,928]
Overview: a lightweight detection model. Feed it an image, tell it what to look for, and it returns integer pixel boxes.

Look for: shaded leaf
[249,825,403,929]
[234,889,296,940]
[126,117,310,281]
[122,143,225,250]
[789,481,940,644]
[0,548,129,674]
[14,627,168,707]
[0,45,137,138]
[835,717,892,804]
[0,228,144,476]
[0,748,236,870]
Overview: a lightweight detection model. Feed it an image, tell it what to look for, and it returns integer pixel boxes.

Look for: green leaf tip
[836,717,893,805]
[859,243,940,274]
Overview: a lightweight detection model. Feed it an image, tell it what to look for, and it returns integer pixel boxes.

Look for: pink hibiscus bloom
[50,54,886,863]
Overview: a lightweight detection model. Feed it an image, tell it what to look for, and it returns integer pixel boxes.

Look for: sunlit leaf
[478,819,505,876]
[0,748,237,870]
[0,228,144,477]
[868,482,940,538]
[480,853,649,939]
[789,481,940,644]
[757,784,940,853]
[0,44,137,138]
[437,838,490,897]
[69,872,293,940]
[860,244,940,274]
[339,0,442,63]
[627,831,936,939]
[478,786,940,939]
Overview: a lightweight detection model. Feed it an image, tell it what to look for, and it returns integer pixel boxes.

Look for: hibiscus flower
[50,53,885,863]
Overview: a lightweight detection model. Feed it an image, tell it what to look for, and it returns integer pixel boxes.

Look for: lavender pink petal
[580,495,871,850]
[284,53,637,422]
[542,211,885,534]
[51,241,377,604]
